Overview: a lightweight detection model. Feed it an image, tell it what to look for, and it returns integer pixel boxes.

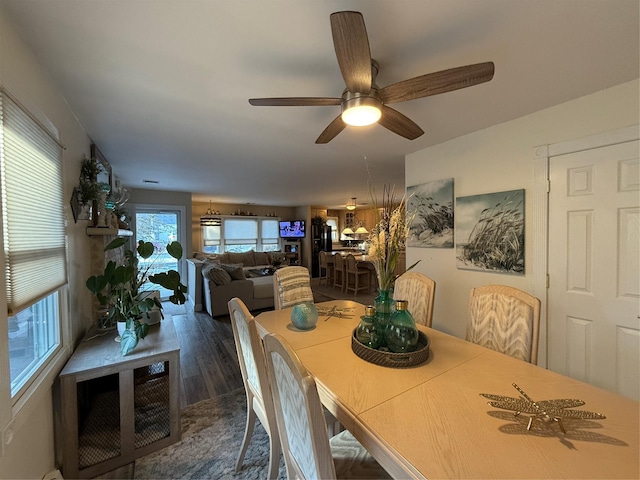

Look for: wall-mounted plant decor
[455,189,525,274]
[407,178,454,248]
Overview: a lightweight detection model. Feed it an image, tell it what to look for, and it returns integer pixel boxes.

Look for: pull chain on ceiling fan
[249,11,495,144]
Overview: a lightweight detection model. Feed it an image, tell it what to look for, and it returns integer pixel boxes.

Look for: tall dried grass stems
[368,184,419,291]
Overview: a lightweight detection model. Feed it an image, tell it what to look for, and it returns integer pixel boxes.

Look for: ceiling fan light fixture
[341,94,382,126]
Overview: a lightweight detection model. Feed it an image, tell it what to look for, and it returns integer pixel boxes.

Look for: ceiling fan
[249,11,495,144]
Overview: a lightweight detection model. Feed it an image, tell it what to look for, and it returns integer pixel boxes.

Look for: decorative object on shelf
[86,238,187,355]
[355,305,382,349]
[109,186,131,229]
[71,155,103,223]
[480,383,606,434]
[96,183,110,227]
[290,302,319,330]
[351,329,430,368]
[385,300,419,353]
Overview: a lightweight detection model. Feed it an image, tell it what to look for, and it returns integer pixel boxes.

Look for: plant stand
[57,317,180,479]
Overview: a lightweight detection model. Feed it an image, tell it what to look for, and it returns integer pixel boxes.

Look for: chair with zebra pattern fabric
[263,332,391,480]
[393,271,436,327]
[466,285,541,364]
[227,298,281,479]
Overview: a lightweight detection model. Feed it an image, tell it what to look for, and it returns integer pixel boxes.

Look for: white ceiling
[2,0,638,208]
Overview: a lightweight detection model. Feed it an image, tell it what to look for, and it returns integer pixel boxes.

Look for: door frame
[532,125,639,368]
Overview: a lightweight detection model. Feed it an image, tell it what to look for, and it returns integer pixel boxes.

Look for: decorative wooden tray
[351,329,430,368]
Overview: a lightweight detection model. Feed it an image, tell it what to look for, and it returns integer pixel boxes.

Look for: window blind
[261,219,279,241]
[1,92,67,314]
[224,218,258,240]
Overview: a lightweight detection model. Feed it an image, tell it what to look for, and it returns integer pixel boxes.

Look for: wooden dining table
[254,300,640,479]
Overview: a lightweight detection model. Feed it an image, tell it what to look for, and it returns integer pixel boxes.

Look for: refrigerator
[311,224,332,277]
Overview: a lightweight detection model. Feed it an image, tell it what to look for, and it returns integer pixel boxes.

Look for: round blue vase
[290,302,319,330]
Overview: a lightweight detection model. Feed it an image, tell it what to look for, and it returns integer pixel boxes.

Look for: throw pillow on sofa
[227,250,256,266]
[220,263,245,280]
[202,263,232,286]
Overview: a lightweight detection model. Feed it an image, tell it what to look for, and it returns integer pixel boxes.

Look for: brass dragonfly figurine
[316,305,355,321]
[481,383,606,433]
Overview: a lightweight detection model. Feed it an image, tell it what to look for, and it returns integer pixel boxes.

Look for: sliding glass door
[134,206,185,301]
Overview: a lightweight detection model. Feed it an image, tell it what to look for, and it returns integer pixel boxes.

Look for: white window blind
[1,91,67,314]
[224,218,258,242]
[203,224,221,246]
[261,219,279,241]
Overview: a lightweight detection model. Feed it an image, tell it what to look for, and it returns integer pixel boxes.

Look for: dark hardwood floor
[173,279,376,407]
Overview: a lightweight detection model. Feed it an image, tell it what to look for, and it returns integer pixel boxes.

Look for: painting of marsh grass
[455,189,524,274]
[407,179,454,248]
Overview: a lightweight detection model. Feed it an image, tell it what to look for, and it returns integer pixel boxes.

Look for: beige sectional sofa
[187,251,285,317]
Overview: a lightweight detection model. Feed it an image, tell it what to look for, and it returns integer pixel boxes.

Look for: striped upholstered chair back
[227,298,281,478]
[263,333,391,480]
[273,266,314,310]
[466,285,541,364]
[393,272,436,327]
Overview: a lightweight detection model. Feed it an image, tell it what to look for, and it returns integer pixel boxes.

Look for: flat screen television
[279,220,305,238]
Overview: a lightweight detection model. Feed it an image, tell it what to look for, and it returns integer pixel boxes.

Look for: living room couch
[187,251,284,316]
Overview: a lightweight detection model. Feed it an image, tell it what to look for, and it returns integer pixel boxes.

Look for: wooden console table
[58,318,181,479]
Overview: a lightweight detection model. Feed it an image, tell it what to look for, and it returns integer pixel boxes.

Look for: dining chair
[393,271,436,327]
[262,332,391,480]
[273,266,314,309]
[318,251,334,286]
[344,254,370,297]
[333,254,345,292]
[227,298,281,479]
[466,284,541,364]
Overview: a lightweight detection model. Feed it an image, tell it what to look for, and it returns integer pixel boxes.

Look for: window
[1,89,65,400]
[201,216,280,252]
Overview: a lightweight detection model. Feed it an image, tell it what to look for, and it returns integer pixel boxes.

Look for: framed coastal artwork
[407,178,454,248]
[455,189,525,274]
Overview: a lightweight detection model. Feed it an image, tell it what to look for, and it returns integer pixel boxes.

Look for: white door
[548,139,639,400]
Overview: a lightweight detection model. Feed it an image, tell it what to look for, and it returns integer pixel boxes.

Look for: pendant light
[200,200,221,226]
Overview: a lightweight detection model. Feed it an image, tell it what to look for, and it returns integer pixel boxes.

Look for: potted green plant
[86,237,187,355]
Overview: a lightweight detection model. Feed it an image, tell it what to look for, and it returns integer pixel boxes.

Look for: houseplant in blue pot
[86,237,187,355]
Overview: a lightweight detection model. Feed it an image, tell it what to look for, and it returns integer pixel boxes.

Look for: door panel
[548,140,639,400]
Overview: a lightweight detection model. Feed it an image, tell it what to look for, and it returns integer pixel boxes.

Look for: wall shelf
[86,227,133,237]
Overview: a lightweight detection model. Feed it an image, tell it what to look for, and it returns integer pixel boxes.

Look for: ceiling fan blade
[249,97,341,106]
[316,115,347,144]
[379,62,495,104]
[378,105,424,140]
[330,11,372,93]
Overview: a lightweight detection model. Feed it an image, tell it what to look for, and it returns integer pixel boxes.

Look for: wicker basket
[351,329,430,368]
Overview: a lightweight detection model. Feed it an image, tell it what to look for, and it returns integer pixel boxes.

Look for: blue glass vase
[290,302,318,330]
[374,289,395,330]
[356,305,383,349]
[385,300,419,353]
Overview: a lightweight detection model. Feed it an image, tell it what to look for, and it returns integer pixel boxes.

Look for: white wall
[0,4,93,478]
[406,80,639,344]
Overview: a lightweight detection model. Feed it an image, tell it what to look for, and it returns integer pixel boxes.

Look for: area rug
[134,389,286,479]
